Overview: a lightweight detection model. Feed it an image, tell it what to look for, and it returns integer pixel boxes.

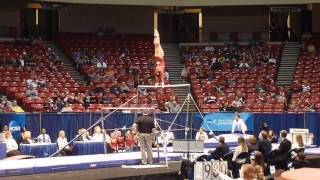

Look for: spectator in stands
[120,82,130,93]
[21,131,34,144]
[302,82,311,93]
[180,65,189,80]
[3,130,21,157]
[110,82,121,96]
[195,128,208,141]
[291,152,309,169]
[247,136,258,153]
[164,70,169,81]
[100,94,112,104]
[307,43,316,57]
[36,78,48,88]
[36,128,51,143]
[17,55,25,67]
[267,130,277,143]
[11,100,24,113]
[258,130,272,158]
[208,136,230,160]
[291,133,305,149]
[25,86,38,100]
[83,95,92,109]
[56,97,66,111]
[268,54,277,64]
[96,60,107,71]
[204,92,217,104]
[57,130,73,156]
[26,77,38,89]
[61,103,72,112]
[164,100,173,112]
[239,60,250,69]
[170,101,181,113]
[119,48,129,59]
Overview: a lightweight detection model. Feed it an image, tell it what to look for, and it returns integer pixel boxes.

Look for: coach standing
[133,110,156,165]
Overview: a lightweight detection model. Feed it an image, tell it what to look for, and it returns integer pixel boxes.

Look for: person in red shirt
[154,29,165,86]
[110,132,117,152]
[125,129,135,149]
[117,130,125,148]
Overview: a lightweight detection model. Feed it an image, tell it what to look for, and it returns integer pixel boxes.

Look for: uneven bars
[138,84,190,88]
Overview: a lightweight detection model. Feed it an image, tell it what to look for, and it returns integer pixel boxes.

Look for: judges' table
[20,143,57,158]
[204,133,251,148]
[0,143,6,160]
[73,141,106,155]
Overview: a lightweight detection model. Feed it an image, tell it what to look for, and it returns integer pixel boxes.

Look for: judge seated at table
[157,128,175,146]
[36,128,51,143]
[195,128,208,141]
[77,128,92,142]
[3,130,21,157]
[92,126,110,142]
[57,130,73,156]
[291,133,305,149]
[21,131,34,144]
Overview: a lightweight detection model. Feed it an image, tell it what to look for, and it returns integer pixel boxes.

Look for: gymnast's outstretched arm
[154,29,164,59]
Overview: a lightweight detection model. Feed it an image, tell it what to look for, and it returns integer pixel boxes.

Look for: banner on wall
[8,113,25,141]
[198,112,253,132]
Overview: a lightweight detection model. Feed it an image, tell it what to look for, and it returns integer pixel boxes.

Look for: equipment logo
[9,120,21,140]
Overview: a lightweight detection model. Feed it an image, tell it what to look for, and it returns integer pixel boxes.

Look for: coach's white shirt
[231,118,247,134]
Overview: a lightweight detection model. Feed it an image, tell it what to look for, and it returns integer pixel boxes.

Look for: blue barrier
[0,112,318,145]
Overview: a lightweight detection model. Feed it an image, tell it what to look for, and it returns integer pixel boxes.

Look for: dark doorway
[301,9,312,35]
[21,8,58,40]
[158,13,199,43]
[39,9,59,41]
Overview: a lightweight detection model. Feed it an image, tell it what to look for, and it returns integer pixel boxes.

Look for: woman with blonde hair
[292,133,305,149]
[3,131,21,157]
[21,131,34,144]
[232,136,248,163]
[56,130,73,156]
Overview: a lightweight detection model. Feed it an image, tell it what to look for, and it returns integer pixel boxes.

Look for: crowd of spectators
[181,42,286,112]
[0,96,24,113]
[289,37,319,112]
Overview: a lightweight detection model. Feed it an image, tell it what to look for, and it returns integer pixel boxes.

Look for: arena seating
[181,42,285,112]
[0,40,80,112]
[56,33,179,112]
[288,40,320,112]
